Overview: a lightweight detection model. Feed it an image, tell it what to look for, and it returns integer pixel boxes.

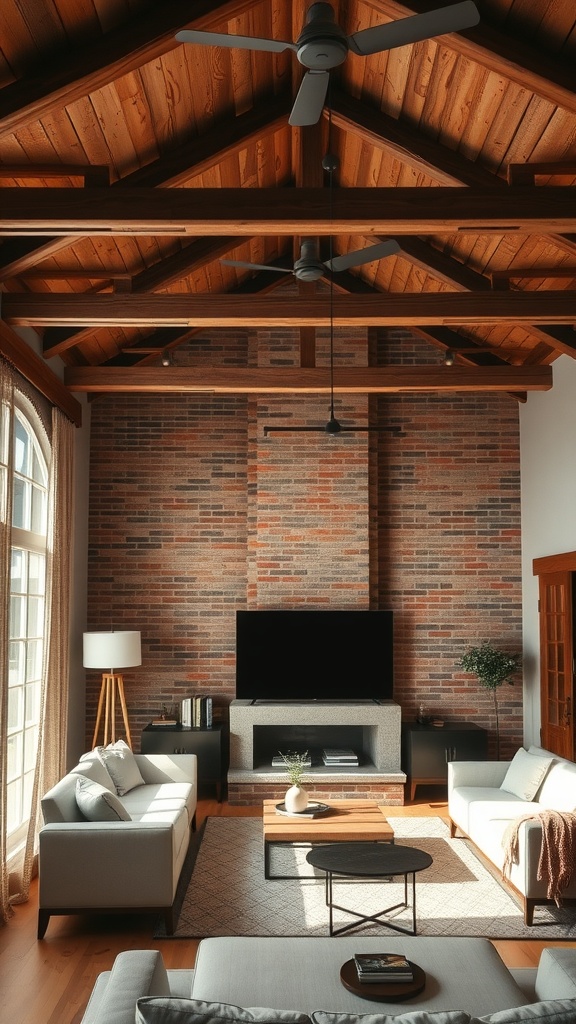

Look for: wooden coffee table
[262,799,394,879]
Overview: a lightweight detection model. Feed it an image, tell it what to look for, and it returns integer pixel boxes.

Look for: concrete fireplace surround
[227,699,406,806]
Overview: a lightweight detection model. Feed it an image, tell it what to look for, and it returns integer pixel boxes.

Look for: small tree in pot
[459,642,521,759]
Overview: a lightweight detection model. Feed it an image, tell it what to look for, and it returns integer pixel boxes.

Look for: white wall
[520,355,576,746]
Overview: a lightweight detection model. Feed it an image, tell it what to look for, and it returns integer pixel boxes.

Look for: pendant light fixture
[264,135,400,438]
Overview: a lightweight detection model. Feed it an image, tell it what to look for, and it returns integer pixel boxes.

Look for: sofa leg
[524,898,535,926]
[192,811,196,832]
[449,819,457,838]
[37,910,50,939]
[164,907,175,935]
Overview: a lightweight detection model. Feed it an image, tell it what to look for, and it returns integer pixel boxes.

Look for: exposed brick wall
[229,781,405,806]
[86,323,523,762]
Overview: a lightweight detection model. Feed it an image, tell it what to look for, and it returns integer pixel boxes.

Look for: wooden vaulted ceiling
[1,0,575,408]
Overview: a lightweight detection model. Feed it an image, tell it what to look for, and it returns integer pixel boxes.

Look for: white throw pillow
[75,776,131,821]
[312,1012,471,1024]
[97,739,145,796]
[500,748,553,801]
[473,997,576,1022]
[136,998,312,1024]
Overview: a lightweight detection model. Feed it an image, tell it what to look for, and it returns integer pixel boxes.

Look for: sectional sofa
[37,741,197,938]
[80,937,576,1024]
[448,744,576,925]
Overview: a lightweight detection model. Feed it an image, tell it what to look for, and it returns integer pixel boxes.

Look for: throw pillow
[473,997,576,1022]
[312,1012,471,1024]
[75,776,132,822]
[136,998,312,1024]
[500,748,553,801]
[96,739,145,796]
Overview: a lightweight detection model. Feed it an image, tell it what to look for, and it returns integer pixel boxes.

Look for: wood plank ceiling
[0,0,575,399]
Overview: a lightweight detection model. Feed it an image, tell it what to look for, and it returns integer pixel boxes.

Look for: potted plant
[459,642,521,758]
[279,750,310,813]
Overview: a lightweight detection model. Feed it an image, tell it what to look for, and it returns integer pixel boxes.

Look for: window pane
[24,726,39,773]
[8,641,25,686]
[14,417,28,474]
[7,731,23,779]
[9,594,26,639]
[11,547,25,593]
[27,596,44,639]
[26,642,43,684]
[25,682,40,727]
[32,444,47,487]
[31,484,47,535]
[29,553,45,596]
[7,687,24,732]
[12,476,27,529]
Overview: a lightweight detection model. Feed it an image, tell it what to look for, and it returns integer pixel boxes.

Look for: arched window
[6,400,48,854]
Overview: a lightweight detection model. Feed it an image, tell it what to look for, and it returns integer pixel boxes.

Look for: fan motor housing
[297,5,349,69]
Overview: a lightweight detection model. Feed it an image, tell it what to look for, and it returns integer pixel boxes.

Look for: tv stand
[227,699,405,805]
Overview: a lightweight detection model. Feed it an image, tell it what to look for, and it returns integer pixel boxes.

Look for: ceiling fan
[176,1,480,126]
[221,237,401,282]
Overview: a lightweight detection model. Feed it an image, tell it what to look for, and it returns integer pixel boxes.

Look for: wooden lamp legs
[92,672,133,749]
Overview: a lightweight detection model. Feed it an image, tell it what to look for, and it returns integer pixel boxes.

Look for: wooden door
[538,570,574,759]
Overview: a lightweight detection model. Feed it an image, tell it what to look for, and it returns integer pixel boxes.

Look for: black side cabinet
[141,724,228,801]
[401,721,488,800]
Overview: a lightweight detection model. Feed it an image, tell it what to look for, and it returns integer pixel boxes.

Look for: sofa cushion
[500,749,553,801]
[96,739,146,796]
[136,998,312,1024]
[473,998,576,1022]
[122,782,196,827]
[536,762,576,812]
[76,776,132,822]
[312,1012,471,1024]
[75,755,118,793]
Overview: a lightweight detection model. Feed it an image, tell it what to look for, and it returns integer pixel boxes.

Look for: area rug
[154,815,576,940]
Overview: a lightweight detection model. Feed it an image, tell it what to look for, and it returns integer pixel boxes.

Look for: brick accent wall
[86,324,523,765]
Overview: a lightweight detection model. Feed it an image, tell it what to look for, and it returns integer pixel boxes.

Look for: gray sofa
[38,744,197,938]
[80,937,576,1024]
[448,744,576,925]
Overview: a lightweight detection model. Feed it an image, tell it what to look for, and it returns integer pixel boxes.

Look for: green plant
[279,750,309,787]
[459,642,521,757]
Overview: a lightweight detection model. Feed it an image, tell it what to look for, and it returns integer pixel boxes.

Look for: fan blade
[348,1,480,56]
[175,29,296,54]
[289,70,330,126]
[326,239,401,273]
[221,259,292,274]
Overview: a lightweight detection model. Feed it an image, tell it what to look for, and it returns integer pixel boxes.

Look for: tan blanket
[502,809,576,905]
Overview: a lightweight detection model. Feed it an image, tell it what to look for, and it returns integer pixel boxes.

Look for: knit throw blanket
[502,809,576,905]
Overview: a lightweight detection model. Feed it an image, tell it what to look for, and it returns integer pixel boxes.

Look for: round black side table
[305,841,433,936]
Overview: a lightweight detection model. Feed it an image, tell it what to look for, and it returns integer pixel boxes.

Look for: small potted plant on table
[280,750,310,813]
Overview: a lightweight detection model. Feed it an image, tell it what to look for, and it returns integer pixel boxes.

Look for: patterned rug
[154,815,576,939]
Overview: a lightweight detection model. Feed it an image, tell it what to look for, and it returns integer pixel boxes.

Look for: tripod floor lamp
[83,630,141,750]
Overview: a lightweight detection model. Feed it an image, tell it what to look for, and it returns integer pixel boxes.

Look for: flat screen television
[235,609,393,703]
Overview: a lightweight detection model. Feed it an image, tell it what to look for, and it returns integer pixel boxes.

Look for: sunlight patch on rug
[154,815,576,939]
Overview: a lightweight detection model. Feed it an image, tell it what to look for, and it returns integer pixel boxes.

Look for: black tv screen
[235,609,393,703]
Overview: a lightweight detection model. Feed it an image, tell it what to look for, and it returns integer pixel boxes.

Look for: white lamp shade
[83,631,142,671]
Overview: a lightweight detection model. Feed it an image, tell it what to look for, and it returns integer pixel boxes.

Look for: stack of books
[181,695,213,728]
[353,953,413,984]
[271,753,312,768]
[322,748,359,766]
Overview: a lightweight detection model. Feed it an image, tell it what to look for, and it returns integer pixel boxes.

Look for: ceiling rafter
[2,186,576,234]
[5,290,576,327]
[63,364,552,395]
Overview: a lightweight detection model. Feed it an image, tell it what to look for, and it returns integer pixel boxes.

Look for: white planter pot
[284,784,308,813]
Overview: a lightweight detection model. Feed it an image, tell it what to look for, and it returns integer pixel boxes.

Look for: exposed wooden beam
[5,291,576,327]
[64,365,552,395]
[0,320,82,425]
[2,187,576,235]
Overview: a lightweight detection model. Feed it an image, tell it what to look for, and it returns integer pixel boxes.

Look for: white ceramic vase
[284,784,309,813]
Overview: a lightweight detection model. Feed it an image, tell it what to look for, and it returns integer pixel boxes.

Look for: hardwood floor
[1,790,573,1024]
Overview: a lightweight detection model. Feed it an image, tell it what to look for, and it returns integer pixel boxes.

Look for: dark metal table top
[306,841,433,877]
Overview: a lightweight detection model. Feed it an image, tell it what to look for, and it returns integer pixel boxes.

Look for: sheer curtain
[1,359,74,922]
